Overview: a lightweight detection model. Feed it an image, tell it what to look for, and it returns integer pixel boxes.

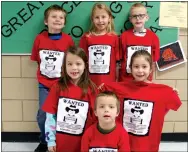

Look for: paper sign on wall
[159,2,187,28]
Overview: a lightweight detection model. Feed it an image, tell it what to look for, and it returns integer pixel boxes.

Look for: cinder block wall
[2,29,187,133]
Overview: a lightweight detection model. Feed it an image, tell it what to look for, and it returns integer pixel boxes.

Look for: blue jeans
[37,83,49,144]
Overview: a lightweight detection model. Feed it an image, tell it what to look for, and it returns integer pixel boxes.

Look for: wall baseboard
[1,132,188,142]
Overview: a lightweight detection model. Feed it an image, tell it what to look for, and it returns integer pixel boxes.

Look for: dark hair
[44,4,67,24]
[129,50,152,69]
[58,46,96,98]
[94,91,120,113]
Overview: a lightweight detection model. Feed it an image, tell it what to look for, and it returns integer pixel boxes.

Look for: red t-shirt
[120,29,160,81]
[79,33,120,86]
[42,82,97,152]
[81,122,130,152]
[102,81,181,152]
[30,31,74,88]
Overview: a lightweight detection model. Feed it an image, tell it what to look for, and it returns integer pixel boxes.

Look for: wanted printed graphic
[88,45,111,74]
[123,99,154,136]
[89,148,117,152]
[126,46,151,73]
[39,49,64,78]
[56,97,89,135]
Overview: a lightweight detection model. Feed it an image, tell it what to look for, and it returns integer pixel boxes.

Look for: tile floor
[1,142,188,151]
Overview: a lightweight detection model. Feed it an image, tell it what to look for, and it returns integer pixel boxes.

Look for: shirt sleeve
[119,33,126,62]
[30,35,40,61]
[119,32,127,76]
[152,33,160,62]
[79,34,88,54]
[45,112,56,147]
[99,82,116,93]
[121,32,127,61]
[88,89,98,124]
[165,86,182,111]
[118,126,130,152]
[42,82,60,114]
[114,35,121,62]
[69,35,75,46]
[81,127,91,152]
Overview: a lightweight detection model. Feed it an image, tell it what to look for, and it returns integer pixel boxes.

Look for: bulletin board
[1,1,178,55]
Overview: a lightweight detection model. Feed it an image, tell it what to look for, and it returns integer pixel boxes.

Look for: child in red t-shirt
[100,50,182,152]
[30,5,74,152]
[81,91,130,152]
[79,3,120,86]
[42,46,97,152]
[120,3,160,82]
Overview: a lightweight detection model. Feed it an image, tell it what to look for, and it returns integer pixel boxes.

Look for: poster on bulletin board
[2,1,178,55]
[156,40,187,71]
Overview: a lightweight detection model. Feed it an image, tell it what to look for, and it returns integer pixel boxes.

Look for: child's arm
[98,82,117,94]
[79,34,88,53]
[116,61,121,82]
[147,33,160,81]
[98,82,125,96]
[119,32,128,81]
[148,33,159,81]
[114,35,121,82]
[152,33,160,62]
[45,112,57,152]
[30,35,40,62]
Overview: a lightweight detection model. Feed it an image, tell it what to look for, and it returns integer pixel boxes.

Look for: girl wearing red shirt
[100,50,182,152]
[42,46,97,152]
[79,3,120,86]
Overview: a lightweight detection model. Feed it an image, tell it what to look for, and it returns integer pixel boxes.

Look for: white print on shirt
[126,46,151,73]
[89,148,118,152]
[123,99,154,136]
[56,97,89,135]
[39,50,64,78]
[88,45,111,74]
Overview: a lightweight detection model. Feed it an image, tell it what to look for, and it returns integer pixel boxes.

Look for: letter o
[71,26,83,38]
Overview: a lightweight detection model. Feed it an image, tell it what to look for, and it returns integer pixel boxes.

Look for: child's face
[45,10,65,33]
[92,8,111,34]
[129,7,148,30]
[131,56,151,82]
[66,53,85,85]
[95,96,119,125]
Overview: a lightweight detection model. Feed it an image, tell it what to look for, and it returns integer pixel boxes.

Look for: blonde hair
[88,3,116,35]
[130,3,147,15]
[94,91,120,113]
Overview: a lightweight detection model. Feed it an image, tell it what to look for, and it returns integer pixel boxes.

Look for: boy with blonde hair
[119,3,160,82]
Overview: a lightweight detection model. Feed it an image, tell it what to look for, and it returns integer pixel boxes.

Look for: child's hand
[173,88,179,96]
[98,83,104,91]
[48,146,56,152]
